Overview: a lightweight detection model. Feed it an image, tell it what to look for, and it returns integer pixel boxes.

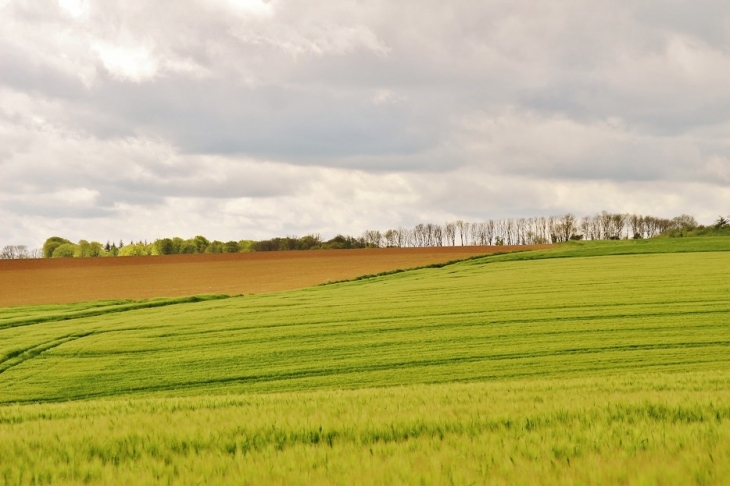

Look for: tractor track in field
[8,339,728,404]
[0,295,230,330]
[0,332,97,375]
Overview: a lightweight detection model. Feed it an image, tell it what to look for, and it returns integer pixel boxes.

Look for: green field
[1,238,729,484]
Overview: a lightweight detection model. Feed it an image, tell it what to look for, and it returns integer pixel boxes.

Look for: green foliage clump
[50,243,77,258]
[118,243,153,257]
[43,237,112,258]
[155,238,175,255]
[222,241,239,253]
[43,237,72,258]
[178,241,198,254]
[41,233,377,258]
[237,240,255,252]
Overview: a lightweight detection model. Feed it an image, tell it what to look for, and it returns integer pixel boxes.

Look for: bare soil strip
[0,245,550,307]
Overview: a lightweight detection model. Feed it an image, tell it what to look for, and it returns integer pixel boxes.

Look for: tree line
[0,245,43,260]
[369,211,727,247]
[1,210,727,259]
[361,212,703,248]
[34,233,377,259]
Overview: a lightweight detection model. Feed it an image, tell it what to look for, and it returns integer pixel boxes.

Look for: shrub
[51,243,77,258]
[43,237,72,258]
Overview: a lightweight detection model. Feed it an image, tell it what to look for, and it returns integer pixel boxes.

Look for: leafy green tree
[89,241,104,257]
[238,240,255,252]
[171,237,184,254]
[75,240,92,257]
[223,241,240,253]
[51,243,77,258]
[155,238,174,255]
[43,237,71,258]
[278,237,297,251]
[325,235,349,249]
[179,240,198,254]
[205,241,224,253]
[119,244,149,257]
[193,235,210,253]
[297,234,321,250]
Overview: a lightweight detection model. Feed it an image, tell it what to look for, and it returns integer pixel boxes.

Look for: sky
[1,0,729,248]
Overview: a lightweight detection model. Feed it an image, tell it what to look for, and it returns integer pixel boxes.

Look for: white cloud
[50,188,100,205]
[2,0,730,248]
[57,0,88,19]
[221,0,273,16]
[93,42,158,82]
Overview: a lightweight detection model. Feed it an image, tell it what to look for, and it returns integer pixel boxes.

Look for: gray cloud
[1,0,729,247]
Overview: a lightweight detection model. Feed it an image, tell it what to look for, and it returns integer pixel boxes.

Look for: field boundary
[317,250,540,286]
[1,246,542,307]
[316,239,730,287]
[0,294,230,330]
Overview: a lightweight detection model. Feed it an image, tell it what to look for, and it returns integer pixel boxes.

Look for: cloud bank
[1,0,729,247]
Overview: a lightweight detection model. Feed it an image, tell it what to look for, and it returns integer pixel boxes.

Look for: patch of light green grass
[472,235,730,265]
[1,372,729,485]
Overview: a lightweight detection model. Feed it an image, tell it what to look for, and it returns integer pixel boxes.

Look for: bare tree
[413,224,425,247]
[609,213,626,239]
[547,216,559,243]
[559,213,577,241]
[505,219,517,245]
[494,219,507,245]
[0,245,31,259]
[455,220,469,246]
[644,216,658,237]
[578,216,592,240]
[515,218,526,245]
[384,229,397,247]
[471,222,487,245]
[670,214,698,231]
[425,223,435,246]
[363,230,383,247]
[629,214,644,239]
[434,224,444,246]
[656,218,672,234]
[485,220,495,245]
[397,227,411,247]
[444,222,457,246]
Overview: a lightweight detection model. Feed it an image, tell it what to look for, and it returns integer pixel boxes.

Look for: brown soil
[0,245,551,307]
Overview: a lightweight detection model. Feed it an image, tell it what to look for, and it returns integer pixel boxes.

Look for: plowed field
[0,245,548,307]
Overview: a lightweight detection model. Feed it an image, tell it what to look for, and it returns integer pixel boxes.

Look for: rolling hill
[1,237,729,485]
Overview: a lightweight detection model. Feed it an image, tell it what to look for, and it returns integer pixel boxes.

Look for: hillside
[1,237,729,484]
[0,245,545,307]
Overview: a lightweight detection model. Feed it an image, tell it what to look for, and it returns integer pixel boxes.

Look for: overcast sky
[2,0,729,247]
